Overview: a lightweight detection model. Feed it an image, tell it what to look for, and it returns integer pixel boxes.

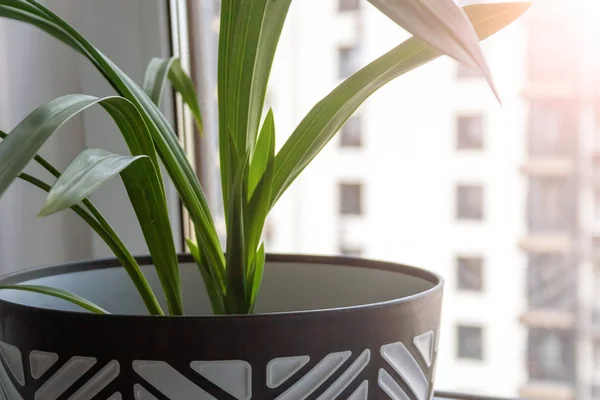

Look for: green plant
[0,0,529,316]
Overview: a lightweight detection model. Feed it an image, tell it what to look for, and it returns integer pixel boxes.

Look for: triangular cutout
[107,392,122,400]
[29,350,58,380]
[266,355,310,389]
[191,360,251,400]
[348,380,368,400]
[414,331,434,367]
[0,341,24,385]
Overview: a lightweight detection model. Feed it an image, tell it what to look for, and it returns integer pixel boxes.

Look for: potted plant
[0,0,528,399]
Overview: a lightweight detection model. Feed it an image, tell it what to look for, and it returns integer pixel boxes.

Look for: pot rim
[0,253,444,319]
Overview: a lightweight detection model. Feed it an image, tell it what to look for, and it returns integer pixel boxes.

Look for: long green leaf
[39,148,184,315]
[168,58,204,136]
[187,238,225,315]
[13,0,225,277]
[0,285,109,314]
[224,155,250,314]
[39,149,145,216]
[0,94,182,314]
[143,57,204,136]
[246,110,275,272]
[248,243,265,312]
[271,2,530,205]
[1,129,164,315]
[143,57,176,106]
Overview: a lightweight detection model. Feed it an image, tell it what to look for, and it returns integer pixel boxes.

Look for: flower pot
[0,254,443,400]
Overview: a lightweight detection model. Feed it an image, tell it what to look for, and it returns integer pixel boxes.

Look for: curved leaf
[271,2,530,205]
[39,149,145,216]
[0,285,109,314]
[143,57,176,106]
[0,94,182,315]
[368,0,499,98]
[168,58,204,136]
[10,0,224,276]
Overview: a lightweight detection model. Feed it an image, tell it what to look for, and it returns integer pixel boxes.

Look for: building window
[457,256,484,292]
[338,46,359,80]
[528,100,576,157]
[340,245,363,257]
[339,183,363,216]
[457,115,484,150]
[457,63,480,79]
[339,0,359,12]
[457,325,484,360]
[456,185,484,220]
[528,328,575,383]
[528,177,575,234]
[340,115,362,148]
[527,254,574,311]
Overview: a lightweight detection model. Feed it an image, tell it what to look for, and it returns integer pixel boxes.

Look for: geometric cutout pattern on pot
[134,383,159,400]
[190,360,251,400]
[133,360,216,399]
[0,356,24,400]
[378,368,410,400]
[68,359,119,400]
[413,331,434,367]
[35,356,97,400]
[316,349,370,400]
[347,380,369,400]
[266,355,310,389]
[29,351,59,380]
[274,350,351,400]
[380,342,428,400]
[0,341,25,386]
[107,392,123,400]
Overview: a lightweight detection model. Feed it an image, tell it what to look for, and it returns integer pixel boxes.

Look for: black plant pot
[0,254,443,400]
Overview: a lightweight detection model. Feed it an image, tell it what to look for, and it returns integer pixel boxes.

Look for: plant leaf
[186,238,225,315]
[9,0,225,279]
[0,94,182,315]
[217,0,291,211]
[368,0,499,98]
[39,149,145,216]
[271,2,530,205]
[143,57,176,106]
[224,155,250,314]
[246,110,275,272]
[0,285,109,314]
[248,243,265,312]
[168,58,204,136]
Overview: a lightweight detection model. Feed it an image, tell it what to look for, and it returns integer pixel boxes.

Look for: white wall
[0,0,181,272]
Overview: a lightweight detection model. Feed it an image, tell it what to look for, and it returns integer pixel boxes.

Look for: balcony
[520,235,573,254]
[520,310,575,329]
[521,158,575,177]
[520,383,574,400]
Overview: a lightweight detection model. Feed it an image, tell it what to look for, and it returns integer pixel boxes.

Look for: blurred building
[202,0,600,398]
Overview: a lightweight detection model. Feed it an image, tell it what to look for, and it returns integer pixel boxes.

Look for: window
[457,63,481,79]
[338,0,359,12]
[340,115,362,148]
[456,185,484,220]
[338,46,358,80]
[528,177,575,233]
[528,100,577,157]
[527,254,575,311]
[457,325,484,360]
[528,328,575,383]
[340,245,363,257]
[339,183,363,216]
[457,115,484,150]
[457,256,484,292]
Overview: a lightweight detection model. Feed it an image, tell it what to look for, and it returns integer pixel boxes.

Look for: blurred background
[1,0,598,398]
